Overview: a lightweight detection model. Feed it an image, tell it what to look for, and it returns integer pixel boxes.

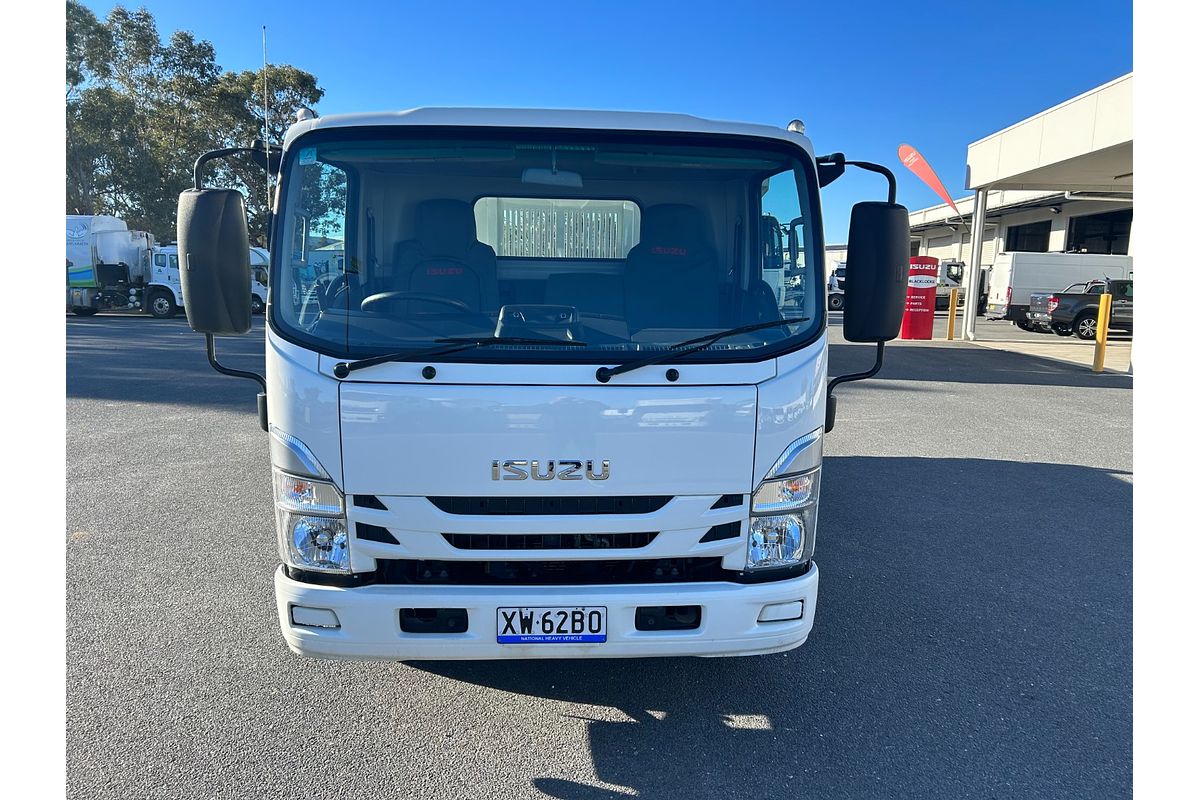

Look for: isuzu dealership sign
[901,257,939,340]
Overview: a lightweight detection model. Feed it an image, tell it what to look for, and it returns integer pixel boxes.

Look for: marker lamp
[751,471,818,514]
[273,470,343,515]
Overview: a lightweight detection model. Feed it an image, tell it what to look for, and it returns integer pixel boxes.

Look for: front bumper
[274,564,818,660]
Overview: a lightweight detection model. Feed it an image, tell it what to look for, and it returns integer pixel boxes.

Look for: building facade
[909,71,1132,315]
[910,189,1132,268]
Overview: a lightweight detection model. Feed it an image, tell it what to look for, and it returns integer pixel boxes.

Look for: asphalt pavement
[66,313,1132,799]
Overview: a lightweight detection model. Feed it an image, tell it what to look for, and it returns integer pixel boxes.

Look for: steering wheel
[313,273,349,308]
[297,273,349,324]
[361,291,472,314]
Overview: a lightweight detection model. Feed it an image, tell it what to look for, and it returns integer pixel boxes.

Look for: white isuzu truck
[151,244,270,315]
[178,109,909,660]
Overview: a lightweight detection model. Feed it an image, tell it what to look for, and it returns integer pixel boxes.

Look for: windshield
[271,130,823,363]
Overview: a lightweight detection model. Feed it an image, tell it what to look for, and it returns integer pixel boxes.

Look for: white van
[986,252,1133,329]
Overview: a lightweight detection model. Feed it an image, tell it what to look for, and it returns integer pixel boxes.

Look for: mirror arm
[193,141,278,190]
[206,333,268,432]
[194,147,256,189]
[824,341,885,433]
[206,333,266,392]
[844,160,898,204]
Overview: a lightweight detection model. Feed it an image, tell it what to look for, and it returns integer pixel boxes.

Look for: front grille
[375,557,728,585]
[442,531,657,550]
[428,496,671,516]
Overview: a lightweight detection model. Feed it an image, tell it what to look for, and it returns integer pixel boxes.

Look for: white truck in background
[152,244,271,315]
[986,251,1133,330]
[66,214,164,316]
[66,214,269,318]
[826,263,845,310]
[934,260,988,315]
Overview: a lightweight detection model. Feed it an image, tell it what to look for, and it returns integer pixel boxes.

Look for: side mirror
[177,188,252,335]
[843,201,909,342]
[786,219,801,269]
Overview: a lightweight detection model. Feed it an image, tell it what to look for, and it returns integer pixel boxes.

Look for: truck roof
[282,107,814,154]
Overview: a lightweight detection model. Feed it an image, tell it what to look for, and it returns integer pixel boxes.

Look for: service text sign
[900,256,939,340]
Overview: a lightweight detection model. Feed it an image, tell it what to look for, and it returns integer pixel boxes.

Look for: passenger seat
[623,204,722,333]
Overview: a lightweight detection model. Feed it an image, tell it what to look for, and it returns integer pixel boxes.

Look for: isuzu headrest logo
[491,459,610,481]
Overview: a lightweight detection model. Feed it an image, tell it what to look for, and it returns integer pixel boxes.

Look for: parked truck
[827,264,845,310]
[934,260,988,314]
[1029,278,1133,339]
[176,108,910,661]
[150,244,270,315]
[985,251,1133,330]
[66,215,162,316]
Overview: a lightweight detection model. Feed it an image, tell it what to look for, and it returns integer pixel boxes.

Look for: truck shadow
[413,456,1132,799]
[65,316,1127,412]
[830,341,1133,389]
[66,316,266,411]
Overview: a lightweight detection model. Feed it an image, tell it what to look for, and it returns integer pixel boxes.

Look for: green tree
[65,1,323,243]
[211,65,325,242]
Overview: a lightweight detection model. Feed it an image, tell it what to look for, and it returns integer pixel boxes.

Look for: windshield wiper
[333,336,587,378]
[595,317,810,383]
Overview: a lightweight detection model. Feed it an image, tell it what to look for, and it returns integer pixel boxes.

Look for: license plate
[496,606,607,644]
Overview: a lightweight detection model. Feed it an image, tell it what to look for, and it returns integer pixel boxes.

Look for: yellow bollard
[946,288,959,340]
[1092,292,1113,373]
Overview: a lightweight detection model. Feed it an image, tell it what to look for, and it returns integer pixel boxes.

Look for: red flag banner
[898,144,961,216]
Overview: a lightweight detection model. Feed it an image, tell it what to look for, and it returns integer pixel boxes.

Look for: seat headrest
[638,204,711,257]
[414,199,479,259]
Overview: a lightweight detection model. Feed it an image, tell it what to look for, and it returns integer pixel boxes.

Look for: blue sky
[81,0,1132,240]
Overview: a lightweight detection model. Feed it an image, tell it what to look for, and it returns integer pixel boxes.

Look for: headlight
[273,468,349,573]
[278,511,350,572]
[747,429,822,570]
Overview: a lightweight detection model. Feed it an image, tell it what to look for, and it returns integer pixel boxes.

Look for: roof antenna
[261,25,270,213]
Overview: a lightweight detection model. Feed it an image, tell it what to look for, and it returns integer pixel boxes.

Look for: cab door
[1110,282,1133,330]
[152,252,169,284]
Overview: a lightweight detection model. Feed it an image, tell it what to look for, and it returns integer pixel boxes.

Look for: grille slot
[710,494,744,509]
[353,494,388,510]
[442,531,657,551]
[356,523,399,545]
[428,496,671,516]
[699,522,741,543]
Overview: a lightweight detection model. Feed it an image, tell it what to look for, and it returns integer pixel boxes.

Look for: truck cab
[176,108,909,660]
[150,244,269,317]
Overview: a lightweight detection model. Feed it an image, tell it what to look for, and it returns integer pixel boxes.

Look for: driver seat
[389,199,500,313]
